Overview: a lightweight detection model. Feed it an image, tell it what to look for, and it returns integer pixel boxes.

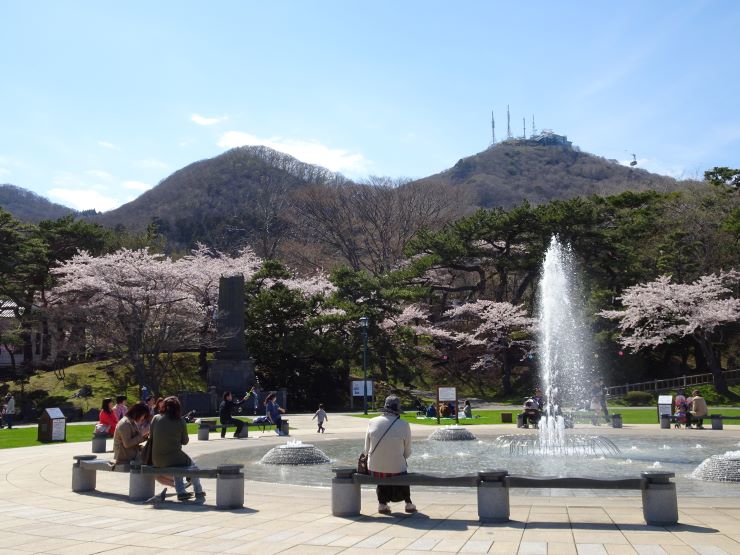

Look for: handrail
[605,368,740,397]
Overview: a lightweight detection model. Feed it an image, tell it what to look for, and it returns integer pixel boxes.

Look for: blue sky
[1,1,739,211]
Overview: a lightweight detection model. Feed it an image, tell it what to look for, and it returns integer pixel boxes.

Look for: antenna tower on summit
[523,117,526,139]
[532,114,536,136]
[491,110,496,145]
[506,105,512,139]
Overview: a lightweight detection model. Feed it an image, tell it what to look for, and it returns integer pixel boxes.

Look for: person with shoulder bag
[362,395,416,515]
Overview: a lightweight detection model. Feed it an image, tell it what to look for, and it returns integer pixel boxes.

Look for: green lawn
[350,407,740,426]
[0,418,277,449]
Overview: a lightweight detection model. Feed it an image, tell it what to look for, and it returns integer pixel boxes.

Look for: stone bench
[331,468,677,526]
[71,455,244,509]
[711,414,740,430]
[197,420,276,440]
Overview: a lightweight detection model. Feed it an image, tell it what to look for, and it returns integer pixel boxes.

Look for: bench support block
[642,482,678,526]
[711,415,723,430]
[197,426,210,441]
[129,471,156,501]
[91,435,107,453]
[478,482,510,523]
[72,464,96,492]
[237,425,249,438]
[332,477,361,516]
[216,474,244,509]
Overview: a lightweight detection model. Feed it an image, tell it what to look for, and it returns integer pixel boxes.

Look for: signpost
[350,380,374,411]
[436,386,458,424]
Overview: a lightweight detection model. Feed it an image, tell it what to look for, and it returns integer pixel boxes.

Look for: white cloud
[135,158,168,170]
[0,167,10,177]
[191,113,228,126]
[87,169,113,181]
[98,140,120,150]
[217,130,369,174]
[48,188,121,211]
[122,180,152,192]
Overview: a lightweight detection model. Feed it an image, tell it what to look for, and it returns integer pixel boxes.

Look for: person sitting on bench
[520,388,543,428]
[687,390,708,429]
[219,390,250,438]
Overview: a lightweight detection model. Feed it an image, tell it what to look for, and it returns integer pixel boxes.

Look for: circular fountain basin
[690,450,740,482]
[428,425,477,441]
[259,440,330,465]
[197,433,740,497]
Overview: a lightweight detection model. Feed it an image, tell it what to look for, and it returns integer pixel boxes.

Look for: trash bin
[38,408,67,442]
[611,413,623,428]
[657,395,673,429]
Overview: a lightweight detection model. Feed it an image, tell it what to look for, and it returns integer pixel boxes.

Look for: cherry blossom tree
[48,247,264,393]
[600,270,740,395]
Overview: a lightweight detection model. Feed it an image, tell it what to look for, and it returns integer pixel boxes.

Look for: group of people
[0,393,15,428]
[420,399,473,419]
[673,389,708,429]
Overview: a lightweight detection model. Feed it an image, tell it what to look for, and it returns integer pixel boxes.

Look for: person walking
[3,394,15,429]
[363,395,416,515]
[313,404,328,433]
[218,391,249,438]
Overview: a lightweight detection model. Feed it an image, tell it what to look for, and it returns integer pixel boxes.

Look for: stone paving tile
[576,544,609,555]
[431,537,467,551]
[42,542,120,555]
[632,546,670,555]
[548,542,578,555]
[405,536,441,551]
[383,537,417,549]
[488,541,520,554]
[604,545,638,555]
[459,538,493,552]
[277,546,344,555]
[336,549,401,555]
[517,541,547,554]
[328,534,367,547]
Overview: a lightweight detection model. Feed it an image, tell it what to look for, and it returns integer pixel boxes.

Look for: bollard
[71,455,98,492]
[478,470,510,523]
[280,420,289,436]
[197,425,210,440]
[516,414,525,428]
[711,415,723,431]
[331,467,361,517]
[641,472,678,526]
[659,414,670,429]
[91,434,107,453]
[216,465,245,509]
[237,425,249,438]
[611,414,623,428]
[128,466,155,500]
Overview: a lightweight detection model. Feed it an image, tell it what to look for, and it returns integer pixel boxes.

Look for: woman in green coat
[150,396,205,501]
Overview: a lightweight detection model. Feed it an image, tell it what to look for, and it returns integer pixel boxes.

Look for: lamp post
[360,316,369,415]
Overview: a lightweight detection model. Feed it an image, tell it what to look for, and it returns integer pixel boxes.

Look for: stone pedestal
[641,472,678,526]
[207,359,255,396]
[216,466,245,509]
[129,471,155,500]
[332,468,361,517]
[478,471,510,523]
[91,435,107,453]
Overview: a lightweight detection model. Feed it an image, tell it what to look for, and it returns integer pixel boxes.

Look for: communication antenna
[532,114,536,136]
[523,117,526,139]
[506,105,512,140]
[491,110,496,145]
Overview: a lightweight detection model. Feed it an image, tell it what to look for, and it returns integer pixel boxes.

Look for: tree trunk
[501,349,513,395]
[694,332,733,397]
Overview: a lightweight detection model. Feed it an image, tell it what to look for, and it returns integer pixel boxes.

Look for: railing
[606,368,740,397]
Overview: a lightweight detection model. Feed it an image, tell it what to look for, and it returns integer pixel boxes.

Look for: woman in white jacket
[363,395,417,515]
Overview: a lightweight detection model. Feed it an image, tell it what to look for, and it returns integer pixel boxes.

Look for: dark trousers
[220,417,244,437]
[4,414,12,429]
[376,485,412,504]
[522,411,540,427]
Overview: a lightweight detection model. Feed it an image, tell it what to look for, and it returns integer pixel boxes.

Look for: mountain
[95,146,339,250]
[416,134,683,208]
[0,184,76,222]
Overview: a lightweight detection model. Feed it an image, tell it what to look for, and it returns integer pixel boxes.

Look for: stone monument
[207,275,255,395]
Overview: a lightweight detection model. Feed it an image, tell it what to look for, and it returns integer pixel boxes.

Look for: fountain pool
[195,434,740,497]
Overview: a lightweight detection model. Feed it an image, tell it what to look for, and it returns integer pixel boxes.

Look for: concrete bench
[71,455,244,509]
[197,420,275,440]
[331,468,677,526]
[711,414,740,430]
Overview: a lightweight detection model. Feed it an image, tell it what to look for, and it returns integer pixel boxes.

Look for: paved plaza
[1,414,739,555]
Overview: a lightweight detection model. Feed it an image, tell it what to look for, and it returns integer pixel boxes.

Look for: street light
[359,316,369,415]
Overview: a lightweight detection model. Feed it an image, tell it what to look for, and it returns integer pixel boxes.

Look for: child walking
[313,404,328,433]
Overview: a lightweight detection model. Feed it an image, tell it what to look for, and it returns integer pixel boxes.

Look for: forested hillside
[417,141,684,208]
[0,184,75,222]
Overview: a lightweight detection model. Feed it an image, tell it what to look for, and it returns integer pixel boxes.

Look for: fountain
[259,440,330,465]
[691,450,740,482]
[428,426,477,441]
[537,236,594,451]
[492,434,620,457]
